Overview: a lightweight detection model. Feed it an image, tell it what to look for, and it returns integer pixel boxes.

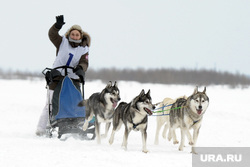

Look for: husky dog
[168,87,209,153]
[109,89,155,153]
[79,81,121,144]
[154,96,187,145]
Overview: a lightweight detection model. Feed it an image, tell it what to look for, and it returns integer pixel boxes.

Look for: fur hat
[65,25,91,47]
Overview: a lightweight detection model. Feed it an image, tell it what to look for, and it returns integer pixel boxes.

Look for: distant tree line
[1,68,250,88]
[0,69,42,80]
[85,68,250,88]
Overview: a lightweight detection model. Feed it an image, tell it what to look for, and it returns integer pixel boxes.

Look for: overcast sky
[1,0,250,75]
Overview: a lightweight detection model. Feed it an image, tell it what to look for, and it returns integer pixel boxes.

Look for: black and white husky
[79,81,121,144]
[168,87,209,153]
[109,89,155,153]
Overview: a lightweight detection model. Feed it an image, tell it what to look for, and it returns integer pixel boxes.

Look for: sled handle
[42,66,85,99]
[82,83,85,100]
[42,66,75,76]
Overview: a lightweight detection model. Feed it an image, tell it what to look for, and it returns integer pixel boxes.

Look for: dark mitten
[55,15,65,29]
[73,65,85,83]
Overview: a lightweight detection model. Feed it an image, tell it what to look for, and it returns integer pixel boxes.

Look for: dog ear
[146,89,151,96]
[131,89,144,107]
[193,86,198,95]
[106,81,112,88]
[203,87,207,94]
[139,89,145,96]
[113,81,118,88]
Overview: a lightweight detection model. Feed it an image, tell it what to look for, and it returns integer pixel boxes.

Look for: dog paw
[97,139,101,145]
[142,150,149,153]
[109,139,114,145]
[189,141,194,145]
[101,134,107,139]
[121,145,127,151]
[173,140,179,144]
[178,147,183,151]
[168,136,172,141]
[82,124,88,131]
[191,151,198,154]
[191,148,198,154]
[35,130,45,137]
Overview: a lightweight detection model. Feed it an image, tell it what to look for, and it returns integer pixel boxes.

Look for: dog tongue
[144,108,153,116]
[113,101,117,108]
[197,110,202,115]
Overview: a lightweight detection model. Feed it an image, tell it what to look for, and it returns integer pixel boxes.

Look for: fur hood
[65,25,91,47]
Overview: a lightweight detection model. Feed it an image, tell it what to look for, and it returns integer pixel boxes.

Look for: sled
[42,66,95,140]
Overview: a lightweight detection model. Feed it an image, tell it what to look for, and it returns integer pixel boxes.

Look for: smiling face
[69,30,81,40]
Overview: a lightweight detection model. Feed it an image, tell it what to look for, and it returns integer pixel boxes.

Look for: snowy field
[0,79,250,167]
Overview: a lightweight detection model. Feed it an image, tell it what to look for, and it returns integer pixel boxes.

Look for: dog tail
[78,100,88,107]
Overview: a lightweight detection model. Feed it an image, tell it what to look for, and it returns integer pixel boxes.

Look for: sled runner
[42,66,95,140]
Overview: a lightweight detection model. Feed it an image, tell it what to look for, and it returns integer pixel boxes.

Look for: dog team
[79,81,209,154]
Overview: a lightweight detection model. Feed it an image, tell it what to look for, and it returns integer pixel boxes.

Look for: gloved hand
[73,65,85,83]
[55,15,65,29]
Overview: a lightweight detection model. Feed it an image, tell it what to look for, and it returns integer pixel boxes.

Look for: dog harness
[131,116,147,130]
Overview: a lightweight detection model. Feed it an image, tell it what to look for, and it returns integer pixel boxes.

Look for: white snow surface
[0,79,249,167]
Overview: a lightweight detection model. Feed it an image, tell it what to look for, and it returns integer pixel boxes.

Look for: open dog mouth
[196,109,202,115]
[110,98,118,108]
[144,107,153,116]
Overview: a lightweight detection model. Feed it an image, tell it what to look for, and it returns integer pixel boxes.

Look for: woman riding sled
[36,15,91,136]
